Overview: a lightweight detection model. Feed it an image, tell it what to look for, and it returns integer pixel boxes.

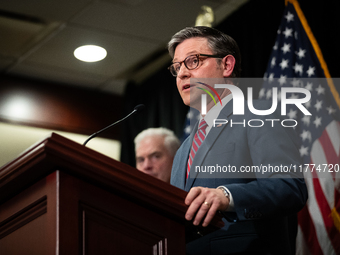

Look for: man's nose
[177,64,191,79]
[142,158,153,170]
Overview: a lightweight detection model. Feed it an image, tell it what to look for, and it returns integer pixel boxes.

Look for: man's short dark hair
[168,26,242,78]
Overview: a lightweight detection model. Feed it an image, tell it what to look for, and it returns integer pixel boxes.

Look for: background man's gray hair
[134,127,180,157]
[168,26,242,78]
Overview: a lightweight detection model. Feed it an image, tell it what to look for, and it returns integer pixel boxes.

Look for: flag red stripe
[310,158,340,252]
[298,205,323,254]
[318,130,337,179]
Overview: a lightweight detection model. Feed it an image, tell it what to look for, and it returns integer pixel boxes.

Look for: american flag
[260,0,340,254]
[181,107,199,142]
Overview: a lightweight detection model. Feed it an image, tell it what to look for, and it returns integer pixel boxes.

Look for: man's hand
[185,186,230,227]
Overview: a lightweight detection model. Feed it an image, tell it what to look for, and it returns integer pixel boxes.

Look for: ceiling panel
[9,24,159,75]
[0,0,92,21]
[71,0,224,41]
[0,16,46,57]
[0,0,248,95]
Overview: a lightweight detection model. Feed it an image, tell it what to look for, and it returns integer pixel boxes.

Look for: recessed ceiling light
[74,45,107,62]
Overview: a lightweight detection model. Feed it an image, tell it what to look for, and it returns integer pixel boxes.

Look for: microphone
[83,104,145,146]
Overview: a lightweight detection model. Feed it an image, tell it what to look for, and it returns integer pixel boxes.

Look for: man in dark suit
[167,26,308,254]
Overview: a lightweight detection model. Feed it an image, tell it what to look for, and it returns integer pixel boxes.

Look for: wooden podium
[0,133,222,255]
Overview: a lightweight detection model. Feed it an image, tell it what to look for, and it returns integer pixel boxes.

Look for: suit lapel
[174,138,191,190]
[171,121,196,190]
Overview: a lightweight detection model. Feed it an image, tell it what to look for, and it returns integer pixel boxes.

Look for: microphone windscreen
[134,104,145,112]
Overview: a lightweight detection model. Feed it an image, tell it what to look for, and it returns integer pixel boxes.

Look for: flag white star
[301,115,311,126]
[285,11,294,22]
[281,43,291,54]
[268,73,275,83]
[282,27,293,38]
[300,130,312,142]
[185,125,191,134]
[266,89,272,99]
[263,72,268,80]
[293,63,303,75]
[279,59,289,70]
[313,116,322,128]
[306,66,315,77]
[278,75,287,86]
[299,145,309,157]
[289,93,299,100]
[314,100,323,111]
[291,78,302,87]
[288,108,297,119]
[259,88,266,99]
[327,105,336,115]
[315,84,325,95]
[273,42,278,50]
[187,111,193,119]
[277,90,281,102]
[271,57,276,68]
[295,48,306,59]
[305,82,313,91]
[304,100,312,109]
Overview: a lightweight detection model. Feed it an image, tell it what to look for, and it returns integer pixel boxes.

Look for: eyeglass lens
[170,55,199,76]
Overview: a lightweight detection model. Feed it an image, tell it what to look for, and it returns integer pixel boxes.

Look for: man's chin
[182,97,191,107]
[185,97,201,109]
[149,173,158,179]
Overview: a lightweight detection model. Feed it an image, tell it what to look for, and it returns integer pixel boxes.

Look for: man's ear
[222,55,236,77]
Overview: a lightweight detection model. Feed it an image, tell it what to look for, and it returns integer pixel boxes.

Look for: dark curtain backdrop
[120,0,340,167]
[120,66,188,166]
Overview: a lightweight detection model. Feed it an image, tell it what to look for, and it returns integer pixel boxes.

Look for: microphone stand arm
[83,109,137,146]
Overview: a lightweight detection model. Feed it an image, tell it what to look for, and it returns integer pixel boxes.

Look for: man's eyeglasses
[168,54,224,77]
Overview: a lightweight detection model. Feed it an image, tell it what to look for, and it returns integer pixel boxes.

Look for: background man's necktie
[187,119,208,179]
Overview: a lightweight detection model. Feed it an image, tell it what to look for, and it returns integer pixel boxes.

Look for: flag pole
[286,0,340,109]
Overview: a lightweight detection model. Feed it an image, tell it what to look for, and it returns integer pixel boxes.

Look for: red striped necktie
[187,119,208,179]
